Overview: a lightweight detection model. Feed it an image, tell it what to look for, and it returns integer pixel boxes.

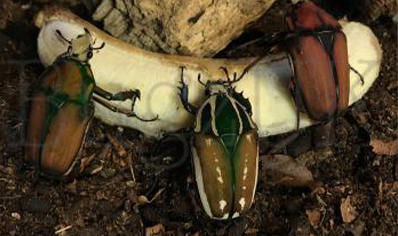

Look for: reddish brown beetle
[285,0,363,126]
[246,1,363,128]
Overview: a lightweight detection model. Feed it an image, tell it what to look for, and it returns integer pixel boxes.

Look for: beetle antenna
[92,42,105,50]
[349,65,365,85]
[219,67,231,82]
[55,29,71,44]
[197,73,206,87]
[84,27,91,37]
[232,69,248,83]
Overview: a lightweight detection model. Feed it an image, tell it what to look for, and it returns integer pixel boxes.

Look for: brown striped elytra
[179,67,259,220]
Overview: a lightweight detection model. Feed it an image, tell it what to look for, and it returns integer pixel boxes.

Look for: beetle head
[200,67,246,96]
[204,81,231,96]
[56,28,105,62]
[285,1,340,32]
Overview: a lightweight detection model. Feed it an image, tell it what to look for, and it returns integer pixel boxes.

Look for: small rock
[262,154,315,187]
[138,195,150,205]
[11,212,21,220]
[341,196,359,223]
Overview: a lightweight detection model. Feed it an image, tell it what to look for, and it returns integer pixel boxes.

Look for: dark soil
[0,1,396,235]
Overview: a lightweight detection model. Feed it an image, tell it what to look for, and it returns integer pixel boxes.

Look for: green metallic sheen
[39,58,95,143]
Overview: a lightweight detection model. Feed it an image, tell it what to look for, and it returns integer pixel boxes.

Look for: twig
[128,154,136,185]
[55,225,72,235]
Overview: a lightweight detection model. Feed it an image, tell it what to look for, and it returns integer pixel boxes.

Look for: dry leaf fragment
[341,196,359,223]
[95,190,108,200]
[262,155,315,187]
[79,153,96,173]
[306,209,321,228]
[107,134,127,157]
[90,165,103,175]
[370,138,398,156]
[137,188,166,206]
[145,223,165,236]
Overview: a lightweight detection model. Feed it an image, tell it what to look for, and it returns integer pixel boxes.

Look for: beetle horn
[219,67,231,82]
[92,42,105,50]
[84,27,91,37]
[55,29,71,44]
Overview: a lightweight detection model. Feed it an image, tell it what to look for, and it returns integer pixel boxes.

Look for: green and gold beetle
[25,28,157,177]
[179,67,259,220]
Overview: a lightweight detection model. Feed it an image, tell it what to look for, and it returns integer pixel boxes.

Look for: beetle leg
[241,55,265,76]
[179,66,198,114]
[93,96,159,122]
[349,65,365,85]
[94,86,141,102]
[219,66,232,82]
[55,29,72,44]
[296,106,300,130]
[94,87,158,121]
[238,45,279,80]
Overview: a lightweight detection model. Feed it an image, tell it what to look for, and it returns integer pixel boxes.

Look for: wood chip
[90,165,103,175]
[306,209,321,228]
[370,138,398,155]
[145,223,165,236]
[79,153,96,173]
[341,196,359,223]
[107,134,127,157]
[137,187,166,206]
[55,225,72,235]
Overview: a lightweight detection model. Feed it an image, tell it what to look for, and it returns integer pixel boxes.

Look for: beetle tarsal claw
[128,112,159,122]
[131,89,141,100]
